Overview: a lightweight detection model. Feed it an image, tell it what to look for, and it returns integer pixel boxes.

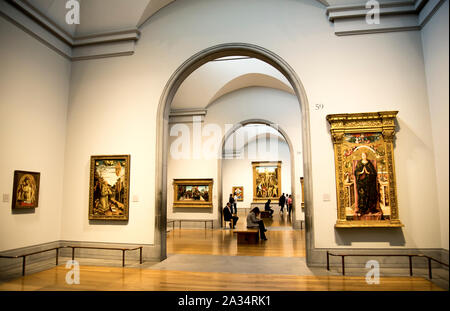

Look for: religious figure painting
[232,186,244,201]
[173,179,213,208]
[89,155,130,220]
[252,161,281,202]
[327,111,403,228]
[12,170,40,209]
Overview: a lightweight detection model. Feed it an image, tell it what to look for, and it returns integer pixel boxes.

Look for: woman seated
[246,207,267,240]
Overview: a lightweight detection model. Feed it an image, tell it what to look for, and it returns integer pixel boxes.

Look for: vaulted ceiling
[172,57,294,110]
[25,0,177,36]
[223,124,287,157]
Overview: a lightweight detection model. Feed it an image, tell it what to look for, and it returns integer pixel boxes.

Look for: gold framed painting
[173,179,213,208]
[232,186,244,201]
[12,170,40,209]
[89,155,130,220]
[252,161,281,203]
[327,111,403,228]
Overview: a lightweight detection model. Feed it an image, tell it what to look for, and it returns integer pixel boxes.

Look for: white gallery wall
[0,17,70,251]
[0,0,447,253]
[421,0,449,251]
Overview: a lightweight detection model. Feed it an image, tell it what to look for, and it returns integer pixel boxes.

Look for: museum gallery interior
[0,0,448,292]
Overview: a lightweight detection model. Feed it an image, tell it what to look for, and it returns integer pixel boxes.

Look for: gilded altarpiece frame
[327,111,403,228]
[252,161,281,203]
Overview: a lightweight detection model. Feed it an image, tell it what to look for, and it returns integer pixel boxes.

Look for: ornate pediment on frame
[327,111,403,228]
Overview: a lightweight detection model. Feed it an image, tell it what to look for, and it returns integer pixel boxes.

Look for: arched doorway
[156,43,314,264]
[217,119,299,229]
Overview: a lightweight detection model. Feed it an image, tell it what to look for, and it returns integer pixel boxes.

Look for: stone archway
[156,43,315,265]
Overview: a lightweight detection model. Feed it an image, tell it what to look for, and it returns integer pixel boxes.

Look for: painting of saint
[232,186,244,201]
[342,133,388,220]
[354,152,380,217]
[327,111,402,227]
[12,171,40,209]
[89,155,130,220]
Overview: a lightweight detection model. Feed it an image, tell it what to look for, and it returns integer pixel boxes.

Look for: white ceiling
[172,57,294,110]
[26,0,177,36]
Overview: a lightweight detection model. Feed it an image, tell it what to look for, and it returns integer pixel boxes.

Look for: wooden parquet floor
[0,211,444,291]
[167,211,305,257]
[0,265,443,291]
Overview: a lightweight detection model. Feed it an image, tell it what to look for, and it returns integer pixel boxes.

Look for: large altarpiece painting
[252,161,281,203]
[327,111,403,228]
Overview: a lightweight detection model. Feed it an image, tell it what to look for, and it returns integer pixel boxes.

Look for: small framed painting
[232,186,244,201]
[12,170,40,209]
[89,155,130,220]
[173,179,213,208]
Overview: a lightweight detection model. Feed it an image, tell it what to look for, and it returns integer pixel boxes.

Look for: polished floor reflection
[167,210,305,257]
[0,265,443,291]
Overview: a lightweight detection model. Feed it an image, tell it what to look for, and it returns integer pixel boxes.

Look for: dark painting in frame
[12,170,40,209]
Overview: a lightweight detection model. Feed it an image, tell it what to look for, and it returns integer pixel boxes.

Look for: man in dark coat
[278,193,286,213]
[265,199,274,217]
[223,202,238,228]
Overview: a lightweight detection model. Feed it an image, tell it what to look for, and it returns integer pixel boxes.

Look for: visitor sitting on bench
[223,202,238,229]
[246,207,267,240]
[264,199,274,217]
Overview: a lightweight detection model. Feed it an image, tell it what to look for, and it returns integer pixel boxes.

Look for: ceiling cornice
[1,0,446,61]
[326,0,447,36]
[1,0,140,60]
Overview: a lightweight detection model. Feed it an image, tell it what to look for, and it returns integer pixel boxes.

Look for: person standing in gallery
[279,193,286,213]
[287,195,293,218]
[246,207,267,240]
[233,193,238,214]
[229,194,236,214]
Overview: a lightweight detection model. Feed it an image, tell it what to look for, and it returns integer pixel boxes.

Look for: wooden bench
[260,211,272,218]
[234,229,259,244]
[167,219,214,230]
